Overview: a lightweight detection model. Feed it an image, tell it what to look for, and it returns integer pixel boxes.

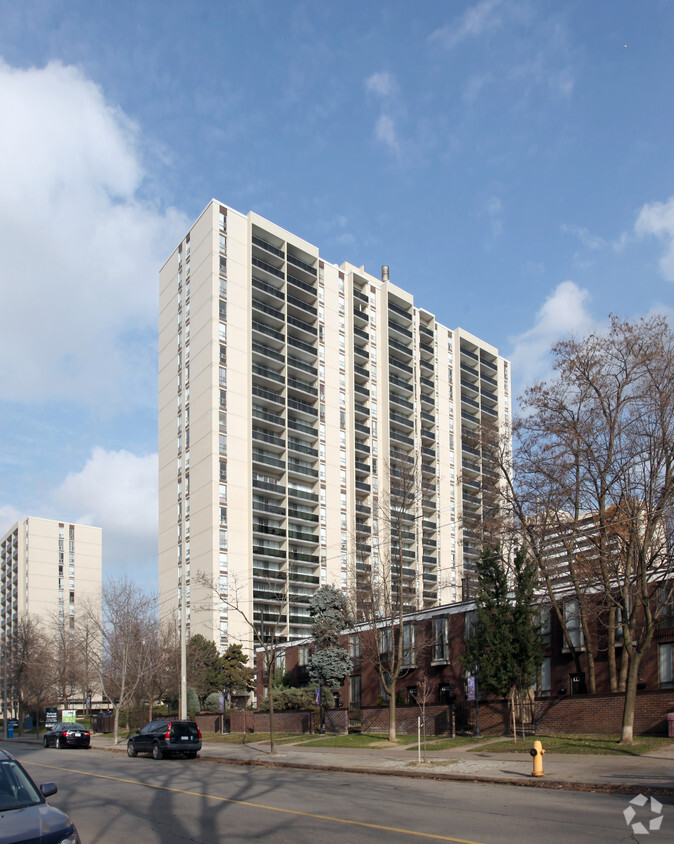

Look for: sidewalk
[6,733,674,796]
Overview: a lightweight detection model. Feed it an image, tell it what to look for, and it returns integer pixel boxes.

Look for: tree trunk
[510,689,517,742]
[620,651,642,744]
[267,667,277,755]
[388,690,397,742]
[618,646,628,692]
[113,705,120,745]
[606,607,618,693]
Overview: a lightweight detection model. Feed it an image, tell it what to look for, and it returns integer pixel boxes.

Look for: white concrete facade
[159,200,511,654]
[0,517,102,639]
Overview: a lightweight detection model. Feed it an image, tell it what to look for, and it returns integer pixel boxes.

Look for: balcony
[252,342,285,365]
[287,293,317,317]
[287,416,317,437]
[389,392,413,411]
[461,345,478,362]
[390,430,414,446]
[288,508,319,523]
[287,252,317,277]
[354,363,370,380]
[287,273,317,297]
[252,276,284,302]
[252,406,285,428]
[288,460,318,479]
[252,320,284,345]
[389,356,413,375]
[287,335,317,357]
[253,523,286,538]
[354,306,369,323]
[252,450,285,470]
[353,345,369,361]
[288,376,317,397]
[252,428,285,449]
[252,363,285,387]
[288,397,317,417]
[288,529,317,543]
[288,486,319,503]
[388,300,412,321]
[388,319,412,339]
[389,336,412,357]
[354,401,370,418]
[390,411,413,428]
[252,385,285,407]
[252,256,284,280]
[253,498,286,516]
[389,373,413,392]
[461,394,480,410]
[252,234,284,259]
[288,439,318,457]
[288,355,317,377]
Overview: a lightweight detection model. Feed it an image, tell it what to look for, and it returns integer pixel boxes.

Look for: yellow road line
[26,760,485,843]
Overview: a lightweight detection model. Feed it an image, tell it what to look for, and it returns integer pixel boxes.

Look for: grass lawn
[200,731,304,744]
[467,734,674,756]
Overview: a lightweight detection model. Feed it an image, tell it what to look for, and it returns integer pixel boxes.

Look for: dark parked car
[0,748,80,843]
[127,719,202,759]
[43,723,91,749]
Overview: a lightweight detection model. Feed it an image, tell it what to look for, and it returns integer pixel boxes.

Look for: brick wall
[535,690,674,736]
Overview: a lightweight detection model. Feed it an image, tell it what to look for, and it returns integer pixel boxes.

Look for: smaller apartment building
[256,594,674,735]
[1,517,102,641]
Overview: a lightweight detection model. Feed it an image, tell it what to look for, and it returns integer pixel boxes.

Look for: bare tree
[198,572,288,755]
[6,618,55,736]
[351,453,430,741]
[83,576,156,744]
[490,316,674,743]
[139,613,180,721]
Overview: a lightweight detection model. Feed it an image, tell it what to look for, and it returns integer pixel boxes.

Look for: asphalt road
[11,744,672,843]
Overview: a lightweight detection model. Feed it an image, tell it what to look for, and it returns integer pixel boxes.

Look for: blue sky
[1,0,672,587]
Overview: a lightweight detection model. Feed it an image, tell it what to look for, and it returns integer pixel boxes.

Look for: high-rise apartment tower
[0,517,102,639]
[159,201,511,652]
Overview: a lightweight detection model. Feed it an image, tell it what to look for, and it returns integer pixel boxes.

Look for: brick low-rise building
[255,593,674,736]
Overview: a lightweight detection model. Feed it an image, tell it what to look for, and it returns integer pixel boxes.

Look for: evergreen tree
[465,547,543,736]
[307,586,352,726]
[186,634,224,708]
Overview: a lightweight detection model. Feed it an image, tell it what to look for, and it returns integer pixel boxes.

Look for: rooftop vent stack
[381,265,390,283]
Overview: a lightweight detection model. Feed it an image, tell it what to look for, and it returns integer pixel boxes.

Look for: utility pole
[180,572,187,719]
[2,642,8,739]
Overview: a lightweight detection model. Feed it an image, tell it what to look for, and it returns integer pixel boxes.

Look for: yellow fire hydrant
[529,740,546,777]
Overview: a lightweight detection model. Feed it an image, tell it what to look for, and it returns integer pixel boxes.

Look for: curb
[98,743,674,797]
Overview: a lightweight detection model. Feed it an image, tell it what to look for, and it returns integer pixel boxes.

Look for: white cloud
[53,447,158,580]
[430,0,503,50]
[0,505,25,534]
[0,59,190,409]
[508,280,594,391]
[561,223,606,251]
[374,114,400,158]
[635,197,674,281]
[485,195,503,238]
[365,71,396,98]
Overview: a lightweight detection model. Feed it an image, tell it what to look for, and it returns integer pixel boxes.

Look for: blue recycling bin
[7,720,14,738]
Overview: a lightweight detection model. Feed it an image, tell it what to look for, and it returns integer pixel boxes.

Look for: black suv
[127,719,202,759]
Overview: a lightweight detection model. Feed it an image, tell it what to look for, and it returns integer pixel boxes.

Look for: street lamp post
[473,661,481,738]
[2,643,8,740]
